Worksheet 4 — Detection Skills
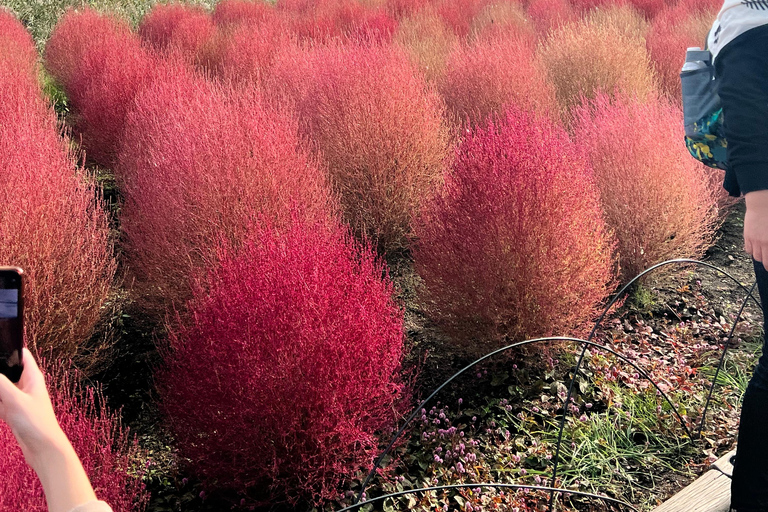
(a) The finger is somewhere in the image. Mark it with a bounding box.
[754,245,763,268]
[745,236,753,257]
[17,348,45,393]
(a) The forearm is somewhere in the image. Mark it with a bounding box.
[28,429,97,512]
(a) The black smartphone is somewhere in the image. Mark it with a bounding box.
[0,267,24,383]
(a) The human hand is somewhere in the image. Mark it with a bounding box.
[0,348,68,469]
[744,189,768,271]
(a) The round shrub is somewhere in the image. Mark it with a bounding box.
[269,42,451,253]
[573,93,720,284]
[526,0,576,36]
[118,63,337,312]
[437,32,557,128]
[538,14,657,119]
[0,8,37,76]
[0,359,148,511]
[138,2,215,61]
[201,19,292,85]
[0,25,116,369]
[434,0,489,37]
[468,1,535,41]
[212,0,274,27]
[156,218,407,506]
[46,8,156,168]
[646,5,718,103]
[583,3,649,41]
[414,107,618,356]
[393,6,458,82]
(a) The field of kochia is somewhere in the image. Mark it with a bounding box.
[0,0,742,510]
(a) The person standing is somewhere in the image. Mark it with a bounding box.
[709,4,768,511]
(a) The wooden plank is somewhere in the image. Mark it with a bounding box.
[652,449,736,512]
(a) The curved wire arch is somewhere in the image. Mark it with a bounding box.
[338,483,638,512]
[353,258,761,511]
[548,259,758,510]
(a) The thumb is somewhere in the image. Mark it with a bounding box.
[0,372,21,409]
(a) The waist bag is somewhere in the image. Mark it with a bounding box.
[681,47,728,170]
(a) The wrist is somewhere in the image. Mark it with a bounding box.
[31,433,98,512]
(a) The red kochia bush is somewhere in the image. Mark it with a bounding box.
[269,43,450,253]
[156,219,406,506]
[574,93,720,284]
[414,107,618,356]
[438,33,557,128]
[201,17,292,84]
[0,9,37,76]
[0,22,116,368]
[138,3,215,61]
[44,8,129,90]
[646,5,718,102]
[46,9,156,168]
[118,63,336,312]
[526,0,577,35]
[0,359,148,511]
[212,0,274,26]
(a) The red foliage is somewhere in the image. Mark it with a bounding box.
[46,9,156,168]
[385,0,431,18]
[156,218,407,506]
[414,106,618,355]
[278,0,397,43]
[435,0,489,36]
[646,5,718,102]
[268,42,451,253]
[0,9,36,77]
[526,0,577,35]
[201,19,292,84]
[570,0,629,13]
[0,359,148,511]
[44,8,130,89]
[627,0,670,19]
[117,63,337,312]
[0,24,116,367]
[212,0,274,26]
[573,93,720,283]
[138,3,215,61]
[438,33,557,128]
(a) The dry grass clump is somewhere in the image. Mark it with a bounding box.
[583,3,649,42]
[538,16,657,119]
[393,6,457,82]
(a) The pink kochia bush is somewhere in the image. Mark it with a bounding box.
[43,8,126,89]
[156,218,407,506]
[212,0,274,27]
[0,9,37,76]
[0,14,116,368]
[138,3,215,61]
[201,18,292,84]
[45,8,156,168]
[574,93,720,284]
[270,43,451,253]
[118,63,336,311]
[414,107,618,356]
[0,360,148,511]
[438,33,557,128]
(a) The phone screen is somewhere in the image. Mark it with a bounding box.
[0,269,23,382]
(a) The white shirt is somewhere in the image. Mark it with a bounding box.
[708,1,768,62]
